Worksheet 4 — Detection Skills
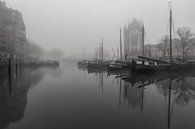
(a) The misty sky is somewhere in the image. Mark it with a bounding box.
[5,0,195,55]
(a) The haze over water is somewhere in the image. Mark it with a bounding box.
[0,62,194,129]
[0,0,195,129]
[5,0,195,55]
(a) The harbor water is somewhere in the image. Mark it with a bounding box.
[1,62,195,129]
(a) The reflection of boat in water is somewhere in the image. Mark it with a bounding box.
[98,72,104,94]
[108,68,131,76]
[116,67,195,129]
[87,66,108,74]
[118,69,195,89]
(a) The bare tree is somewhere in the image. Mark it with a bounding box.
[176,26,194,61]
[158,35,169,57]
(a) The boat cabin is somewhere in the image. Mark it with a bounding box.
[132,59,158,67]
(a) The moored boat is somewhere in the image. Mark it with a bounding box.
[108,60,130,70]
[77,60,88,68]
[87,60,109,69]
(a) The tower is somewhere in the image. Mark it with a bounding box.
[123,19,144,58]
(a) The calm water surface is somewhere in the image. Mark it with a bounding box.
[1,62,195,129]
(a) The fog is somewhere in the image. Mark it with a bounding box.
[6,0,195,55]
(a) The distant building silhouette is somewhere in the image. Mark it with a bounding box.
[123,19,144,58]
[144,39,195,59]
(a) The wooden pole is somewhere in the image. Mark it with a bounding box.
[102,37,103,61]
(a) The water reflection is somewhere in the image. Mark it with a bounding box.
[76,62,195,129]
[157,77,195,106]
[123,80,143,109]
[0,63,193,129]
[98,72,104,94]
[115,71,195,129]
[0,66,47,129]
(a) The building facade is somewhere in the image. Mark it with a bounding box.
[0,1,26,58]
[123,19,144,58]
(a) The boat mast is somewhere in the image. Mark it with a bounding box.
[142,24,145,56]
[102,37,104,61]
[169,2,172,62]
[120,27,122,60]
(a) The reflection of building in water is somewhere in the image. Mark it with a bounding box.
[0,67,44,129]
[123,19,144,58]
[117,71,195,129]
[122,81,143,109]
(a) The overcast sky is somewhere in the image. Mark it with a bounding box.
[5,0,195,55]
